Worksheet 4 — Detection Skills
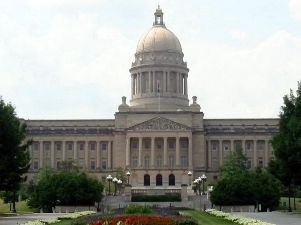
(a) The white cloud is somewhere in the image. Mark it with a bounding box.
[26,0,105,8]
[230,29,248,41]
[187,30,301,118]
[288,0,301,22]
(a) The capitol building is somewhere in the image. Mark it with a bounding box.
[25,7,278,188]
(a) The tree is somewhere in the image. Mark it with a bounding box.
[269,81,301,211]
[28,170,104,212]
[0,97,31,212]
[211,147,280,210]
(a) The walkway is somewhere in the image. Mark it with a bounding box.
[0,213,65,225]
[233,211,301,225]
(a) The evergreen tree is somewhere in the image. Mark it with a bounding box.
[0,97,31,212]
[269,81,301,211]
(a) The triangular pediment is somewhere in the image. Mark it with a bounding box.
[128,117,190,131]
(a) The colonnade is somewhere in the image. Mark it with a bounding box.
[125,134,192,169]
[30,140,112,171]
[132,71,188,96]
[207,138,272,170]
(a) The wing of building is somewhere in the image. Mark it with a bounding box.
[25,7,279,187]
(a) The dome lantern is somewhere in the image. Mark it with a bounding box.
[154,5,164,26]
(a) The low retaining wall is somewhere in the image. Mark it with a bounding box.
[213,205,255,212]
[54,205,97,213]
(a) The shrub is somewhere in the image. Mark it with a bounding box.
[125,204,152,214]
[131,194,181,202]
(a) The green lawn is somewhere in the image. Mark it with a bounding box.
[180,210,238,225]
[0,198,37,214]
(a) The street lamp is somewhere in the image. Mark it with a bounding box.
[187,171,192,186]
[113,177,118,195]
[117,179,122,194]
[106,174,113,195]
[201,174,207,195]
[126,171,131,184]
[193,177,202,195]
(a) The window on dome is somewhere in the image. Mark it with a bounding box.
[156,16,161,24]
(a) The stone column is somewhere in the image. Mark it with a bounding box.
[138,137,142,167]
[242,139,246,154]
[167,71,170,92]
[108,141,112,169]
[39,141,43,168]
[208,140,212,169]
[180,74,183,94]
[152,72,156,93]
[148,71,152,93]
[126,138,130,167]
[73,141,77,162]
[96,141,100,169]
[139,73,142,94]
[151,137,155,167]
[184,74,188,96]
[188,135,193,168]
[230,140,234,152]
[253,140,257,168]
[264,140,269,167]
[84,142,89,169]
[176,73,179,93]
[176,137,180,166]
[219,140,223,167]
[51,141,55,168]
[163,137,168,166]
[62,141,66,161]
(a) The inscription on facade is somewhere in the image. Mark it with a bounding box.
[129,117,190,131]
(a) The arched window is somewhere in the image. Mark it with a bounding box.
[156,174,162,186]
[169,174,175,186]
[144,174,150,186]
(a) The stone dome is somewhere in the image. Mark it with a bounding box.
[136,26,182,53]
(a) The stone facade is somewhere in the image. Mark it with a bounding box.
[24,7,278,188]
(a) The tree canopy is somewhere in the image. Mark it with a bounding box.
[269,81,301,211]
[28,170,104,212]
[211,147,280,211]
[0,97,31,212]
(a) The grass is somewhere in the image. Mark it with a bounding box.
[0,198,37,214]
[279,197,301,211]
[180,210,238,225]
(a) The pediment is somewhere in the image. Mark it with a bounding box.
[128,117,190,131]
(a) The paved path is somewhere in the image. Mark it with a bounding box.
[233,211,301,225]
[0,213,66,225]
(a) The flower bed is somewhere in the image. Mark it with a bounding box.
[90,215,175,225]
[23,211,96,225]
[206,209,275,225]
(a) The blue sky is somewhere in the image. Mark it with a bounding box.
[0,0,301,119]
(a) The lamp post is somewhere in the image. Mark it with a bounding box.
[193,177,202,195]
[187,171,192,186]
[126,171,131,184]
[113,177,118,195]
[106,174,113,195]
[201,174,207,195]
[117,179,122,194]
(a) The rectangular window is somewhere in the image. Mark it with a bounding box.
[33,142,39,151]
[169,155,175,168]
[157,143,162,149]
[90,160,96,170]
[101,160,107,169]
[33,161,39,170]
[246,142,251,150]
[132,157,138,167]
[44,142,50,151]
[55,142,62,151]
[90,143,96,151]
[132,142,138,149]
[181,156,188,167]
[79,143,84,151]
[101,143,107,151]
[168,141,174,149]
[224,145,229,151]
[181,141,188,148]
[144,141,150,149]
[247,160,252,169]
[258,158,263,168]
[56,160,61,169]
[67,143,73,150]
